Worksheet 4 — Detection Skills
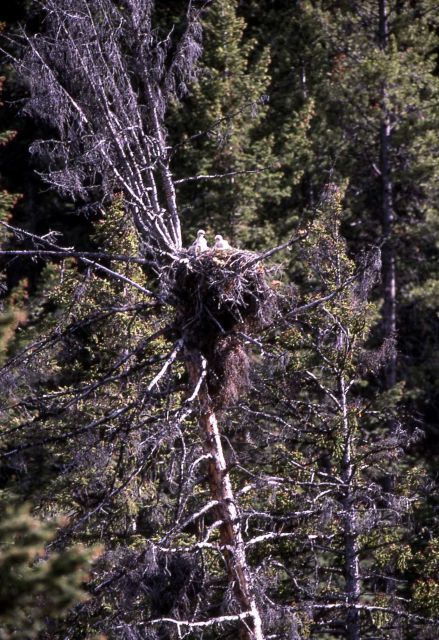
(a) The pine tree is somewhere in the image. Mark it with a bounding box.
[320,1,438,389]
[2,2,439,638]
[1,3,271,636]
[243,0,439,401]
[169,0,273,247]
[0,503,93,639]
[0,50,23,362]
[238,187,433,638]
[170,0,311,249]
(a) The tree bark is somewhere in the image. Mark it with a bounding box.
[339,375,361,640]
[378,11,402,632]
[379,0,397,390]
[186,353,265,640]
[380,106,397,390]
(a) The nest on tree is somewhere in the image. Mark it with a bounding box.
[172,249,278,408]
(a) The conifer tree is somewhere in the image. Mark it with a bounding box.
[0,51,23,360]
[170,0,311,249]
[243,0,439,401]
[170,0,273,247]
[1,2,274,637]
[239,187,434,638]
[2,2,439,639]
[321,1,438,390]
[0,504,93,639]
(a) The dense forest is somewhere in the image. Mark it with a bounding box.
[0,1,439,639]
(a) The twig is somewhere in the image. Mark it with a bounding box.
[287,275,357,317]
[118,611,254,631]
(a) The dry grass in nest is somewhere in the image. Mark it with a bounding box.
[172,249,278,407]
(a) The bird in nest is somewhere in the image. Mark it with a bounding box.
[214,234,232,251]
[191,229,209,256]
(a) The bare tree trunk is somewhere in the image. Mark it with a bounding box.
[187,354,265,640]
[343,506,361,640]
[379,0,397,390]
[339,375,361,640]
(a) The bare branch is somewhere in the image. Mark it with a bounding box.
[174,164,278,184]
[0,221,160,299]
[146,340,183,392]
[12,0,204,257]
[120,611,255,631]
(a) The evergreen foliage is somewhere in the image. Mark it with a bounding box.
[0,503,93,639]
[245,187,426,637]
[0,1,439,638]
[170,0,311,248]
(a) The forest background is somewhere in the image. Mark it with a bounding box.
[0,1,439,639]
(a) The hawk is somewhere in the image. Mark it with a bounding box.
[214,234,231,250]
[192,229,208,256]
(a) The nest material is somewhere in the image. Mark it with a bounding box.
[173,249,278,408]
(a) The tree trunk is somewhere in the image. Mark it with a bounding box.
[378,12,402,634]
[339,375,361,640]
[380,108,397,390]
[343,506,361,640]
[379,0,397,390]
[186,353,265,640]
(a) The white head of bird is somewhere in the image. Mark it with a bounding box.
[214,234,232,250]
[193,229,208,255]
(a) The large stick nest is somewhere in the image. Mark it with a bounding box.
[172,249,278,408]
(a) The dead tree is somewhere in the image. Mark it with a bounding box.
[174,251,277,640]
[4,1,269,637]
[11,0,203,260]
